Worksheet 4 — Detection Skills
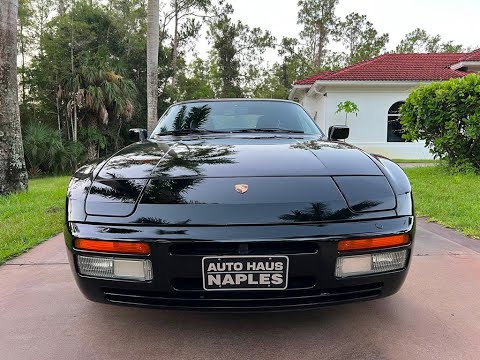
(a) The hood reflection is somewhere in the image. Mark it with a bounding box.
[280,200,381,222]
[88,179,146,203]
[153,142,236,177]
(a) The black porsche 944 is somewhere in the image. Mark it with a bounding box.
[65,99,415,311]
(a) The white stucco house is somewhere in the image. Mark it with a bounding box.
[289,49,480,159]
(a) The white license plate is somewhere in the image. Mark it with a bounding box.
[202,255,289,291]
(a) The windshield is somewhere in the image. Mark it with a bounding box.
[151,100,322,136]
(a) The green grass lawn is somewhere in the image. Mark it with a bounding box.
[404,166,480,238]
[393,159,439,163]
[0,176,70,264]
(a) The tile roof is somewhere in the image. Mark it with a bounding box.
[294,51,480,85]
[459,48,480,61]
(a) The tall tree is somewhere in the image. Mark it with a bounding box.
[109,0,150,128]
[395,28,463,53]
[176,57,215,100]
[147,0,160,133]
[297,0,339,68]
[29,2,142,152]
[255,37,313,99]
[207,3,274,98]
[166,0,210,92]
[207,10,242,97]
[32,0,54,55]
[340,12,389,65]
[0,0,29,195]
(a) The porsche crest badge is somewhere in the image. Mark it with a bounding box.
[235,184,249,194]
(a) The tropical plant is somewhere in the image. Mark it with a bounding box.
[62,56,136,124]
[22,122,86,176]
[79,127,107,161]
[336,100,359,125]
[59,54,137,159]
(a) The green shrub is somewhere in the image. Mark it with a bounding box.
[23,123,86,176]
[400,73,480,172]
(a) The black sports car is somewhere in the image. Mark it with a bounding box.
[65,99,415,311]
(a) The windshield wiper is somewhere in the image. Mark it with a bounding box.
[153,129,227,136]
[230,128,305,134]
[153,128,305,136]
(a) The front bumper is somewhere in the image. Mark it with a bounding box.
[65,216,415,311]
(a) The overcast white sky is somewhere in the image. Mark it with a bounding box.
[195,0,480,63]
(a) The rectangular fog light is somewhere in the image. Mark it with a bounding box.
[335,250,407,278]
[77,255,153,281]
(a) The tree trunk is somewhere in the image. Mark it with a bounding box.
[314,32,326,68]
[147,0,160,134]
[70,0,77,142]
[115,117,123,151]
[0,0,28,195]
[73,99,78,142]
[19,18,25,105]
[171,0,179,94]
[87,142,96,161]
[56,83,61,134]
[56,98,62,134]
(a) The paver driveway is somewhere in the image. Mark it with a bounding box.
[1,218,479,360]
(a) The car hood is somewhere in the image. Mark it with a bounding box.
[94,137,383,180]
[72,137,401,225]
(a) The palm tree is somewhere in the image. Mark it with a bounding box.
[60,57,137,159]
[147,0,160,133]
[0,0,28,195]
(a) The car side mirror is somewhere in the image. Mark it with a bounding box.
[128,128,148,143]
[328,125,349,141]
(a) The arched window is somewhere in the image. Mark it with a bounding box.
[387,101,407,142]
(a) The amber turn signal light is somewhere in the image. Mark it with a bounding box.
[75,239,150,255]
[338,234,409,251]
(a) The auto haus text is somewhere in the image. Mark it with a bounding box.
[206,260,284,286]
